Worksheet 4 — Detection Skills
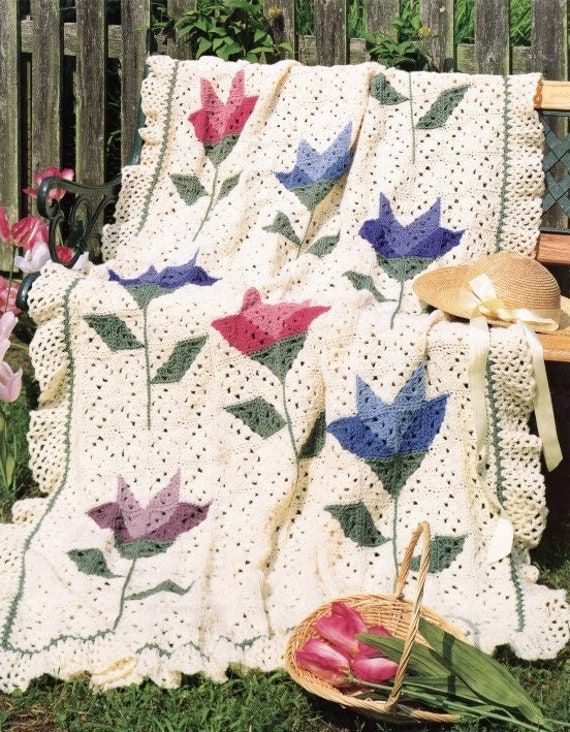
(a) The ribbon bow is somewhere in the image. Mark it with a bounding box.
[467,275,562,563]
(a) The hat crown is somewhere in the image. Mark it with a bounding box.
[469,252,560,311]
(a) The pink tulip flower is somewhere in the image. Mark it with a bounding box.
[296,638,350,687]
[0,312,17,341]
[351,646,399,684]
[0,277,20,315]
[23,167,74,203]
[11,215,48,251]
[0,340,10,363]
[0,362,22,403]
[314,602,368,657]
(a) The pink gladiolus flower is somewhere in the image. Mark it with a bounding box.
[23,167,74,203]
[352,646,399,684]
[296,638,350,687]
[188,70,258,146]
[0,362,22,403]
[0,312,17,341]
[0,277,20,315]
[0,207,11,244]
[315,602,368,657]
[11,215,48,250]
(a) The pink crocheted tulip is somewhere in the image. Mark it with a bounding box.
[188,70,258,146]
[314,602,368,656]
[211,288,330,356]
[0,363,22,403]
[296,638,350,687]
[23,167,74,203]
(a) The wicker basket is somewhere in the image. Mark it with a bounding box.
[284,522,468,724]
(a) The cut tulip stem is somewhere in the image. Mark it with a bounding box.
[193,165,220,243]
[3,249,16,317]
[113,557,137,631]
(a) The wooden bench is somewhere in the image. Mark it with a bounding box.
[16,79,570,362]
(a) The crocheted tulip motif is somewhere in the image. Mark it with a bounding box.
[326,365,465,576]
[265,124,353,259]
[174,70,259,243]
[85,254,218,429]
[212,288,330,461]
[359,194,464,325]
[68,472,210,629]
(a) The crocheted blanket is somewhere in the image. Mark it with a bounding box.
[1,56,568,691]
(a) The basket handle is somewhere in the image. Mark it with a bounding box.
[382,521,431,712]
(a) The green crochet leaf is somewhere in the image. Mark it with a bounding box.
[68,549,119,579]
[126,580,192,602]
[170,174,207,207]
[84,315,144,351]
[225,397,286,438]
[263,212,301,246]
[370,73,409,105]
[343,271,389,303]
[116,540,173,560]
[410,535,466,573]
[378,256,432,282]
[307,233,340,258]
[152,336,207,384]
[249,333,306,381]
[325,501,389,548]
[218,173,241,200]
[365,452,425,498]
[299,411,326,459]
[294,180,335,211]
[416,85,470,129]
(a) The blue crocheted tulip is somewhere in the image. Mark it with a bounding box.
[276,123,353,210]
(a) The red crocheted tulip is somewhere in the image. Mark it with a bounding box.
[211,288,330,356]
[188,70,258,146]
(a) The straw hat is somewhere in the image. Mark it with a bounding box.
[413,251,570,332]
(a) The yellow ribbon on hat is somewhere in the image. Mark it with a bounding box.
[466,274,562,563]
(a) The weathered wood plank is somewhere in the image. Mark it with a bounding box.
[31,1,62,178]
[121,0,151,165]
[536,232,570,265]
[420,0,454,71]
[265,0,296,59]
[474,0,509,74]
[532,0,568,229]
[299,35,368,65]
[167,0,194,60]
[314,0,348,65]
[366,0,399,37]
[0,0,19,269]
[76,0,106,185]
[457,43,531,75]
[21,21,123,59]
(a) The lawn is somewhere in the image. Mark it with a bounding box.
[0,328,568,731]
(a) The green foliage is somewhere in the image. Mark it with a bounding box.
[162,0,290,63]
[364,0,434,71]
[454,0,531,46]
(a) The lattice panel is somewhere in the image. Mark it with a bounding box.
[541,112,570,230]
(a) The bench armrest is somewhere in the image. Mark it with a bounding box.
[16,175,122,311]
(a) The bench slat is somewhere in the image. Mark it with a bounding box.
[541,332,570,363]
[536,232,570,265]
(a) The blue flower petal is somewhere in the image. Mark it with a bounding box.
[399,394,448,453]
[327,416,394,459]
[108,255,219,292]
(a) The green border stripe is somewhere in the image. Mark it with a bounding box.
[494,76,510,253]
[135,61,180,235]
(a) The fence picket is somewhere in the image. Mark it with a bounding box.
[167,0,194,60]
[265,0,296,58]
[76,0,106,186]
[30,1,61,179]
[366,0,400,37]
[474,0,509,74]
[0,0,19,269]
[315,0,348,65]
[420,0,454,71]
[121,0,151,165]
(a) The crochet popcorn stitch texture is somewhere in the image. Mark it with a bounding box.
[0,57,568,691]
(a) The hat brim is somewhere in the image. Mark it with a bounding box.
[413,265,570,332]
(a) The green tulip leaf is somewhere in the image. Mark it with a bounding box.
[126,580,193,602]
[84,315,144,351]
[344,271,389,303]
[225,397,286,438]
[370,73,409,105]
[68,549,120,579]
[263,212,301,246]
[416,85,470,129]
[325,501,389,548]
[299,411,326,459]
[152,336,207,384]
[218,173,241,200]
[410,535,466,574]
[307,233,340,258]
[170,174,207,207]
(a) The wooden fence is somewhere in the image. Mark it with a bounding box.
[0,0,568,244]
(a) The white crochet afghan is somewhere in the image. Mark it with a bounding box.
[0,56,568,691]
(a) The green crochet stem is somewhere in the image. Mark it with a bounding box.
[296,209,315,259]
[392,495,399,583]
[113,558,137,631]
[193,165,220,243]
[408,74,416,165]
[390,280,405,328]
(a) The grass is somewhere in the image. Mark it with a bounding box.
[0,331,568,731]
